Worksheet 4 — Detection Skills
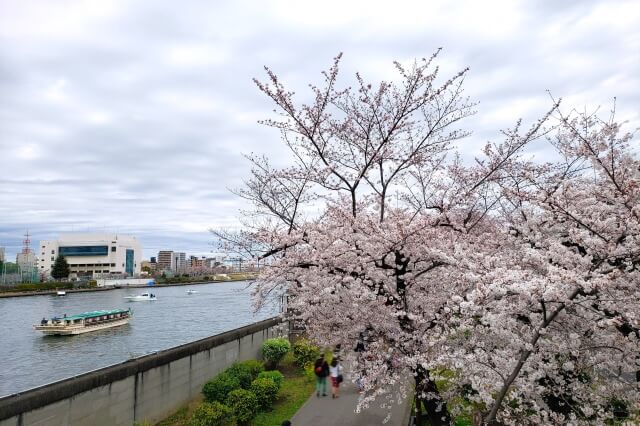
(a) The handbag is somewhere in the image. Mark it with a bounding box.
[337,374,343,383]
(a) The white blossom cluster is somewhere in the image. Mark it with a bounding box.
[218,52,639,425]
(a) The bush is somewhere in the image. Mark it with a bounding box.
[202,372,241,403]
[250,377,279,410]
[189,401,234,426]
[257,370,284,389]
[303,363,316,381]
[226,389,258,424]
[262,338,291,368]
[292,338,320,368]
[236,360,265,379]
[227,360,264,389]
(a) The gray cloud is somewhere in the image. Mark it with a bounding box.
[1,0,638,259]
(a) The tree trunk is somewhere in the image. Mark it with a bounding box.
[416,367,452,426]
[415,390,423,426]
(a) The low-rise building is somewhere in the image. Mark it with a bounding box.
[38,233,142,278]
[189,256,204,268]
[16,252,37,270]
[141,260,157,272]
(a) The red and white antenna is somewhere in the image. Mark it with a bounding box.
[22,230,31,254]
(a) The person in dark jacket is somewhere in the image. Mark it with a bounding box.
[313,354,330,397]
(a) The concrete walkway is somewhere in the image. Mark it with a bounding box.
[290,373,411,426]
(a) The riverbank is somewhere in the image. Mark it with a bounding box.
[0,274,258,298]
[0,286,112,298]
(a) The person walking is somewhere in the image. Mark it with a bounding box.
[313,354,329,397]
[329,358,344,398]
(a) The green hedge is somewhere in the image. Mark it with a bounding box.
[202,372,241,403]
[262,338,291,368]
[227,360,264,389]
[292,338,320,368]
[257,370,284,390]
[250,378,279,411]
[189,401,234,426]
[226,389,258,423]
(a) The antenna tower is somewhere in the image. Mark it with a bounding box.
[19,230,36,283]
[22,230,32,254]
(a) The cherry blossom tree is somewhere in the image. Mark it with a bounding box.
[450,107,640,424]
[215,52,639,425]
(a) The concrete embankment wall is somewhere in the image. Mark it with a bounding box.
[0,317,284,426]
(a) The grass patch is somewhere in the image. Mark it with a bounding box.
[251,374,314,426]
[155,396,203,426]
[155,355,313,426]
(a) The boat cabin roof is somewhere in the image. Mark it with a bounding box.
[52,309,129,321]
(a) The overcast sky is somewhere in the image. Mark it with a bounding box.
[1,0,638,260]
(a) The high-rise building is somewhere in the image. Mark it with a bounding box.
[157,251,174,271]
[0,246,5,262]
[39,234,142,278]
[173,252,186,272]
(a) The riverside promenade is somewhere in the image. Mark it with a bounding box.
[291,374,411,425]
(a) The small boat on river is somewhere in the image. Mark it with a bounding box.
[124,292,157,301]
[186,289,198,295]
[56,290,66,296]
[34,308,132,336]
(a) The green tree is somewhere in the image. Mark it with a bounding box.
[51,254,70,280]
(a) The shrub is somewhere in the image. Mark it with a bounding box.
[227,360,264,389]
[262,338,291,368]
[292,338,320,368]
[250,377,279,410]
[202,372,241,403]
[237,360,265,379]
[226,389,258,424]
[189,401,234,426]
[303,363,316,381]
[257,370,284,389]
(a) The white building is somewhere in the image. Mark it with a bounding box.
[173,252,186,272]
[16,252,37,269]
[38,234,142,278]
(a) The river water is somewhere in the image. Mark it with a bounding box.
[0,281,279,397]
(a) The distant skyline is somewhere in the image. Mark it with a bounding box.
[1,0,639,260]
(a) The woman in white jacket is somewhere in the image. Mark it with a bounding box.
[329,358,344,398]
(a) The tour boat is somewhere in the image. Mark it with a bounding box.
[56,290,66,296]
[34,308,132,336]
[124,292,157,301]
[186,289,198,295]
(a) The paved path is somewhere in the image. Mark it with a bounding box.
[290,373,411,426]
